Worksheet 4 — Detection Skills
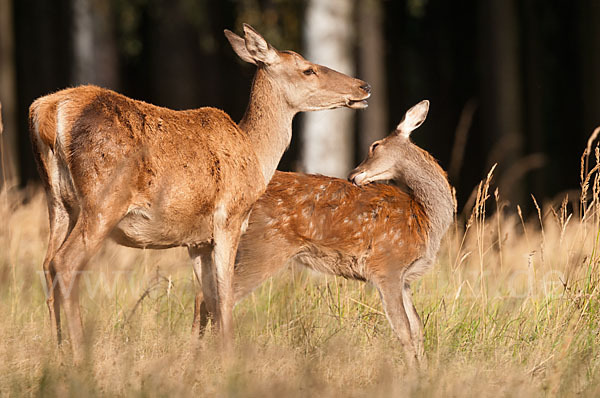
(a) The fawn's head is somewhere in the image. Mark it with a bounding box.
[349,100,430,186]
[224,24,371,112]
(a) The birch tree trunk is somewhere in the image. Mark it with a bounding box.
[302,0,355,177]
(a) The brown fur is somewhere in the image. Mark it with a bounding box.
[29,24,370,361]
[236,172,428,284]
[195,100,453,366]
[30,86,260,247]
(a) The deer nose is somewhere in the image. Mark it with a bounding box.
[360,83,372,95]
[348,169,367,186]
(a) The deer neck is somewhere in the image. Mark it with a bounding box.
[397,144,454,258]
[239,68,296,185]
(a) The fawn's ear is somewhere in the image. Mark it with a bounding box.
[241,23,280,65]
[224,29,256,65]
[396,100,430,137]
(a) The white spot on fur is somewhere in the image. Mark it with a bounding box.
[240,213,250,234]
[214,203,227,227]
[49,155,61,195]
[56,100,69,148]
[126,205,151,220]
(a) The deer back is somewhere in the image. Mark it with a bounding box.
[239,172,429,281]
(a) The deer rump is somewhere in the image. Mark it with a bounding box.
[233,171,429,298]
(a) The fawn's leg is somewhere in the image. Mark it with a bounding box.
[402,283,425,358]
[375,278,418,366]
[233,235,298,302]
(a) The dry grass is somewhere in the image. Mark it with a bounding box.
[2,145,600,397]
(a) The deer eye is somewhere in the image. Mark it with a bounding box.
[370,142,380,153]
[303,68,316,76]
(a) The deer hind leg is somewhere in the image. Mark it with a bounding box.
[51,203,128,363]
[402,283,425,359]
[233,235,298,302]
[402,258,432,359]
[375,278,418,366]
[42,198,76,345]
[192,291,210,336]
[188,246,212,337]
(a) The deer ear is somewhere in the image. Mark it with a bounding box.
[396,100,429,137]
[224,29,256,65]
[242,23,280,65]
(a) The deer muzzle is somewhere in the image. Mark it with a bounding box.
[348,170,368,186]
[346,82,372,109]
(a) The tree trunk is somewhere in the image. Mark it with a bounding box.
[146,0,204,110]
[0,0,18,186]
[479,0,523,204]
[302,0,355,177]
[358,0,387,159]
[578,2,600,137]
[522,1,545,198]
[72,0,118,87]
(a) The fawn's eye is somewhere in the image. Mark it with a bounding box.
[303,68,316,76]
[370,142,380,153]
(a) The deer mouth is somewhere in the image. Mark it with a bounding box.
[350,171,368,185]
[349,170,371,186]
[346,97,369,109]
[349,169,393,186]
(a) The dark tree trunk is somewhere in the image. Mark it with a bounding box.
[578,2,600,137]
[71,0,119,88]
[0,0,18,186]
[479,0,524,205]
[357,0,387,159]
[14,0,72,184]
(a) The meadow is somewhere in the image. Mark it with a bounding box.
[1,142,600,397]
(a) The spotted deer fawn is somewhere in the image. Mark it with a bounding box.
[29,24,370,361]
[194,100,453,363]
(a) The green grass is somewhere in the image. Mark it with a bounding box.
[2,159,600,397]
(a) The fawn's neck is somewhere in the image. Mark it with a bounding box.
[397,144,454,258]
[239,68,296,184]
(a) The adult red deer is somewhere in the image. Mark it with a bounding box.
[194,101,453,364]
[29,24,370,361]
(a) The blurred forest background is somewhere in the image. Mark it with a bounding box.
[0,0,599,211]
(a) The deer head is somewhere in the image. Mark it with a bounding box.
[224,24,371,112]
[349,100,430,186]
